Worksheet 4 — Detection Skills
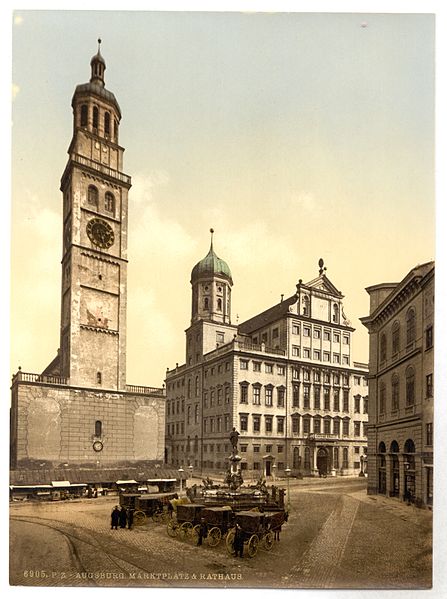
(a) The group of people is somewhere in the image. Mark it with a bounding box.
[111,505,134,530]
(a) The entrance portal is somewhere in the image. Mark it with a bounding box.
[265,460,271,476]
[316,448,329,476]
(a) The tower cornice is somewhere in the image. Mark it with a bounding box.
[60,153,131,191]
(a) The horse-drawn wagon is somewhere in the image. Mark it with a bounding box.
[226,509,287,557]
[120,491,179,526]
[166,502,205,541]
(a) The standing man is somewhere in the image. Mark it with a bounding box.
[111,506,120,530]
[119,506,127,529]
[197,518,208,546]
[127,508,134,529]
[233,524,244,558]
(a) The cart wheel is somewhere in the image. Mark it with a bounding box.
[226,528,236,555]
[167,519,177,538]
[247,534,259,558]
[179,521,193,541]
[133,510,147,526]
[152,510,164,523]
[207,526,222,547]
[263,530,274,551]
[192,524,201,544]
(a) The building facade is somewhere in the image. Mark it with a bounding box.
[10,43,165,470]
[360,261,434,508]
[165,242,368,478]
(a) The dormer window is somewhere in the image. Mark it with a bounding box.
[332,304,339,323]
[302,295,310,316]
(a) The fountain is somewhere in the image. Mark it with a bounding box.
[187,428,285,510]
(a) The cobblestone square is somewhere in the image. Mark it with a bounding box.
[10,478,432,589]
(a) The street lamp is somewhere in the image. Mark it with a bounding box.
[285,467,291,512]
[272,463,277,481]
[188,464,193,479]
[178,467,184,494]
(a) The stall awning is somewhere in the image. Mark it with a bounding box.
[147,478,176,483]
[10,485,52,490]
[116,480,138,485]
[51,480,71,487]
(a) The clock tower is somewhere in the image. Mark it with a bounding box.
[59,40,130,390]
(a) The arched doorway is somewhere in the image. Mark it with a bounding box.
[403,439,416,503]
[378,441,386,495]
[316,447,329,477]
[390,440,400,497]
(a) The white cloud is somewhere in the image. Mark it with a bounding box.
[131,171,170,205]
[13,15,23,26]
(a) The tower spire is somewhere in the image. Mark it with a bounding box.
[90,38,106,86]
[210,228,214,252]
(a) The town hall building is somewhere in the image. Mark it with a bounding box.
[10,43,166,473]
[165,236,369,478]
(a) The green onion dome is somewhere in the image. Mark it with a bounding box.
[191,230,233,285]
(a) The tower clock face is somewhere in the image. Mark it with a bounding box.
[86,218,114,249]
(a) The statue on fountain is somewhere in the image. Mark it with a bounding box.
[226,428,244,490]
[229,427,240,452]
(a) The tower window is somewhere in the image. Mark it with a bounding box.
[95,420,102,437]
[105,192,115,214]
[97,372,102,384]
[104,111,111,136]
[88,185,99,207]
[114,119,118,141]
[217,298,222,311]
[204,297,209,310]
[93,106,99,130]
[80,104,88,127]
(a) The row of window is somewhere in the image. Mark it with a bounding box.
[238,413,366,437]
[240,360,284,374]
[291,415,366,437]
[167,366,368,394]
[168,384,369,416]
[291,322,350,344]
[239,382,367,414]
[379,310,432,362]
[292,384,352,412]
[173,454,358,472]
[80,103,118,141]
[87,185,116,216]
[378,366,429,414]
[291,346,350,364]
[240,384,285,407]
[203,414,231,433]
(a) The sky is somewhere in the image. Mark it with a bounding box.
[9,9,436,389]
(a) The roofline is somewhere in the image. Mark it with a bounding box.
[362,261,434,323]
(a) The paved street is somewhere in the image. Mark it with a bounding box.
[9,477,432,589]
